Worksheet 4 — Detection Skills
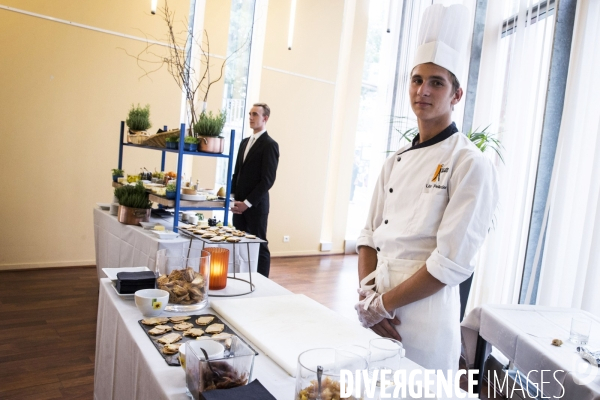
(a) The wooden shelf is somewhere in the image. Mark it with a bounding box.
[111,182,225,209]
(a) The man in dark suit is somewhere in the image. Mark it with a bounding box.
[230,103,279,277]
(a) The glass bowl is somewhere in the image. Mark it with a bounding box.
[156,250,210,312]
[185,336,255,399]
[295,348,367,400]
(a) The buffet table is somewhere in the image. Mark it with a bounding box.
[93,207,259,279]
[94,274,441,400]
[462,304,600,399]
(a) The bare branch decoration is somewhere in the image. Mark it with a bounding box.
[119,0,252,135]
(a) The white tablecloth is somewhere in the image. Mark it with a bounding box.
[462,304,600,399]
[93,208,259,279]
[94,274,297,399]
[94,274,466,400]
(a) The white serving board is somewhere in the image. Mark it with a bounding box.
[211,294,379,377]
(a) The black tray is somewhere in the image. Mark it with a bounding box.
[138,313,258,366]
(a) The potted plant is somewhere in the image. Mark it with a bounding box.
[114,182,152,225]
[112,168,124,183]
[183,136,199,152]
[194,110,227,153]
[165,136,179,150]
[126,104,152,144]
[165,181,177,200]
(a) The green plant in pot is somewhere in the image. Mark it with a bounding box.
[114,182,152,225]
[126,104,152,133]
[193,110,227,153]
[165,181,177,200]
[183,136,199,152]
[112,168,124,183]
[165,135,179,150]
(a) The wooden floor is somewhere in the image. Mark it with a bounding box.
[0,255,493,399]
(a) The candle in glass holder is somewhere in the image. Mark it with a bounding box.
[206,247,229,290]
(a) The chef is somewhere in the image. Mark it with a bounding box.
[355,4,499,372]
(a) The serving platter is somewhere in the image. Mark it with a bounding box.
[138,313,258,366]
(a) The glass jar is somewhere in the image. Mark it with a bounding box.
[156,250,210,312]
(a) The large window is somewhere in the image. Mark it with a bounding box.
[215,0,256,188]
[345,0,432,240]
[467,0,557,310]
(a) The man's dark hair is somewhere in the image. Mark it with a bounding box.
[253,103,270,118]
[448,71,460,94]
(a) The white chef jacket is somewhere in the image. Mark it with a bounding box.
[357,123,499,372]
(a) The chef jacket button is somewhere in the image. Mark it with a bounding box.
[385,220,388,224]
[376,247,380,252]
[397,156,401,162]
[389,188,393,193]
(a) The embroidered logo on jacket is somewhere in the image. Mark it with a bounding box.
[431,164,449,182]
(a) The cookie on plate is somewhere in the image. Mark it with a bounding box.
[205,323,225,334]
[157,333,182,345]
[169,316,191,323]
[184,328,205,337]
[141,317,170,326]
[162,343,182,355]
[148,325,172,335]
[196,316,215,325]
[173,322,194,331]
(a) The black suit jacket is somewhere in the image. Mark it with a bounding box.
[231,131,280,214]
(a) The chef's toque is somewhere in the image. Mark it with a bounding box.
[411,4,471,78]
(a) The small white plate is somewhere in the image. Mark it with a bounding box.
[150,230,179,240]
[181,194,207,201]
[102,267,151,281]
[97,202,111,210]
[140,222,158,229]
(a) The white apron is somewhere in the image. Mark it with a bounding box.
[360,256,460,372]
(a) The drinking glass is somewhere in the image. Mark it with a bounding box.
[570,317,592,345]
[367,338,404,397]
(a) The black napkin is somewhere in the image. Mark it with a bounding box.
[116,271,156,294]
[199,380,276,400]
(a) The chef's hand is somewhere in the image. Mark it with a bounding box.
[355,289,401,341]
[371,318,402,341]
[230,201,248,214]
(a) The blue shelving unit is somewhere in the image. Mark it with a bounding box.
[117,121,235,232]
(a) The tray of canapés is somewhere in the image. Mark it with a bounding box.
[139,313,257,366]
[179,225,262,243]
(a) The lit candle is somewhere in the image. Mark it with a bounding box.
[206,247,229,290]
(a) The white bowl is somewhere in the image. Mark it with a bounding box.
[135,289,169,317]
[187,340,225,360]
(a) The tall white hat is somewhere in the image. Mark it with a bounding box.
[411,4,471,78]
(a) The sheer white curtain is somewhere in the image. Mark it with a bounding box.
[466,0,555,312]
[524,0,600,318]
